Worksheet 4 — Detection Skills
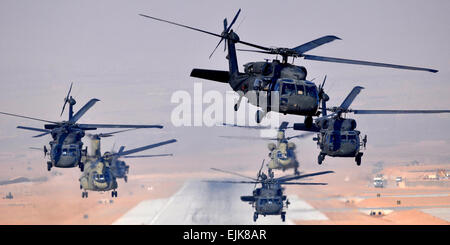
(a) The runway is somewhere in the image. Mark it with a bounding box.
[113,180,328,225]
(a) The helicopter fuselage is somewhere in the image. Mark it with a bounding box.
[232,61,320,116]
[268,141,299,172]
[315,117,362,158]
[49,127,86,168]
[79,159,117,192]
[317,129,361,157]
[245,183,287,216]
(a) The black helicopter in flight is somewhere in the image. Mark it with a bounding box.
[293,77,450,166]
[206,161,333,222]
[0,83,164,172]
[140,9,437,125]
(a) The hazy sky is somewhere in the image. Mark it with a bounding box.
[0,0,449,176]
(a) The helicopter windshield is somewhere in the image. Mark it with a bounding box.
[259,199,268,205]
[94,172,110,183]
[305,85,318,97]
[281,83,296,96]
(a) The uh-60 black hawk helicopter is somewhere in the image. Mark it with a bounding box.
[293,77,450,166]
[140,9,438,125]
[0,83,164,172]
[206,161,334,222]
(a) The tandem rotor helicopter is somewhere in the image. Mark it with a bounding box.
[220,121,313,175]
[140,9,438,125]
[0,83,164,172]
[85,130,174,183]
[80,137,176,198]
[293,79,450,166]
[206,161,333,222]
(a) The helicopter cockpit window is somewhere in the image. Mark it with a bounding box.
[244,63,254,73]
[69,148,77,156]
[262,63,273,76]
[296,84,305,95]
[348,135,357,140]
[260,199,268,205]
[94,173,106,182]
[341,135,347,140]
[305,85,318,97]
[281,83,296,96]
[62,149,68,156]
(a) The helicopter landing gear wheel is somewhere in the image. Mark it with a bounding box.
[294,168,300,175]
[234,103,239,111]
[318,153,325,165]
[82,191,88,198]
[255,110,265,124]
[253,212,258,222]
[355,152,363,166]
[47,161,52,171]
[304,116,313,128]
[124,176,128,183]
[79,162,84,172]
[112,191,118,198]
[281,213,286,222]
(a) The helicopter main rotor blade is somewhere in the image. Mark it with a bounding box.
[87,128,138,138]
[281,182,328,185]
[286,132,315,140]
[113,139,177,158]
[210,168,257,181]
[220,123,272,130]
[139,13,271,52]
[292,35,341,54]
[277,170,334,182]
[60,82,73,117]
[350,109,450,114]
[236,49,273,55]
[339,86,364,111]
[219,136,277,141]
[139,14,224,38]
[0,112,59,124]
[203,180,259,184]
[32,132,51,138]
[122,153,173,158]
[17,126,51,133]
[303,54,438,73]
[69,98,100,123]
[78,124,163,129]
[29,147,44,151]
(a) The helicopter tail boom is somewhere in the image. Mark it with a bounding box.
[190,69,230,83]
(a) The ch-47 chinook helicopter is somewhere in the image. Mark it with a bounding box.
[80,138,177,198]
[293,80,450,166]
[0,83,164,172]
[205,161,333,222]
[85,130,173,183]
[220,121,313,175]
[140,9,438,125]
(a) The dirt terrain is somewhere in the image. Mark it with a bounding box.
[0,160,448,225]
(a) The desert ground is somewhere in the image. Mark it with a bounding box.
[0,158,448,225]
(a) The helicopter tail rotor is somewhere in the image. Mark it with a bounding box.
[60,82,73,118]
[209,9,241,59]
